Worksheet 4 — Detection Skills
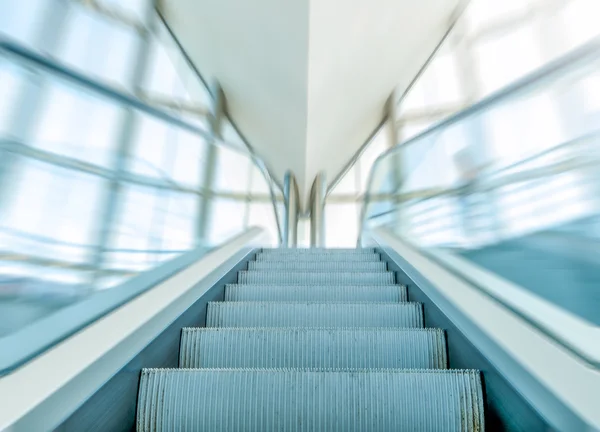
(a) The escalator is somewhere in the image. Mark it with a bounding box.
[137,248,485,431]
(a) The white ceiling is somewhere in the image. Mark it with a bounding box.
[160,0,462,202]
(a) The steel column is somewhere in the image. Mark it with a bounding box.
[282,171,299,247]
[310,172,326,247]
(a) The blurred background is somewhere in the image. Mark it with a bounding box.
[1,0,600,334]
[0,0,287,335]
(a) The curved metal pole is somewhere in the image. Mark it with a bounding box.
[310,172,326,248]
[283,171,299,247]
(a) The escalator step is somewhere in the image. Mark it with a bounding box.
[255,252,381,262]
[237,271,395,285]
[179,328,447,369]
[137,369,484,432]
[224,284,407,302]
[261,247,375,254]
[206,302,423,328]
[248,260,387,271]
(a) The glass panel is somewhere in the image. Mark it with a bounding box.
[98,0,150,21]
[474,24,542,96]
[363,35,600,331]
[466,0,531,31]
[161,191,197,251]
[129,113,171,177]
[358,127,390,192]
[249,165,271,194]
[144,33,190,100]
[143,20,211,109]
[57,7,140,88]
[171,129,207,188]
[207,198,247,245]
[247,203,278,247]
[325,203,360,248]
[0,61,24,135]
[561,0,600,49]
[0,0,49,48]
[329,165,359,195]
[32,82,122,167]
[213,147,252,193]
[0,0,283,372]
[1,157,103,264]
[104,184,160,271]
[221,120,247,150]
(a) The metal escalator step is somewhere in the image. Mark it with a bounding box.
[137,369,484,432]
[237,271,395,285]
[206,302,423,328]
[248,260,387,272]
[224,284,407,302]
[261,247,375,254]
[179,328,447,369]
[256,252,381,262]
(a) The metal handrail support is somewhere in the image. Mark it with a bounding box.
[283,171,300,247]
[310,172,326,247]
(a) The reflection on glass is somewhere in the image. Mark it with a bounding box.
[362,35,600,325]
[0,0,283,348]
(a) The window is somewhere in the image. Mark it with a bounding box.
[207,198,248,245]
[98,0,149,21]
[57,7,140,88]
[33,82,122,167]
[466,0,532,33]
[247,203,278,246]
[325,203,360,247]
[0,62,24,135]
[1,158,103,263]
[0,0,50,48]
[213,147,252,193]
[129,114,171,178]
[561,0,600,49]
[474,25,542,96]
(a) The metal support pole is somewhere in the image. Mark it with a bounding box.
[310,172,326,247]
[282,171,299,247]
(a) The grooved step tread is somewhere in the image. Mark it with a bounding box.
[238,271,395,285]
[137,369,484,432]
[256,252,381,262]
[248,260,387,271]
[224,284,407,302]
[179,327,447,369]
[206,302,423,328]
[261,248,375,254]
